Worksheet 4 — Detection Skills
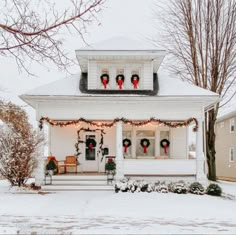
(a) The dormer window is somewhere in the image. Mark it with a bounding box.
[100,69,109,89]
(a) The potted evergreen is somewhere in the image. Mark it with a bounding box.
[46,159,57,176]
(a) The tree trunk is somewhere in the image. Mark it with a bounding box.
[206,109,217,181]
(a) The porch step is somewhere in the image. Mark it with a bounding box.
[41,174,114,191]
[41,185,114,192]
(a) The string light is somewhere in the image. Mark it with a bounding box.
[39,117,198,132]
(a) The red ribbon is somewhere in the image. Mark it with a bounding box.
[117,79,123,90]
[132,78,138,89]
[124,144,128,153]
[88,143,93,151]
[164,145,168,154]
[143,145,147,153]
[102,78,108,89]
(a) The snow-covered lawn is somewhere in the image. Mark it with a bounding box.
[1,180,236,234]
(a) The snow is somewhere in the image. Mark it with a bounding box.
[21,73,218,98]
[1,179,236,234]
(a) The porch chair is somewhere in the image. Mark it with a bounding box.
[64,156,77,173]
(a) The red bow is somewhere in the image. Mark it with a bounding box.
[102,78,108,89]
[132,78,138,89]
[124,144,129,153]
[164,145,168,154]
[117,79,123,90]
[88,143,93,151]
[143,145,147,153]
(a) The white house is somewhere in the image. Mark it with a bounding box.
[20,37,219,186]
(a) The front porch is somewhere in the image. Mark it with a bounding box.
[37,116,206,186]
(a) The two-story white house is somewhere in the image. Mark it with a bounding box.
[20,37,219,186]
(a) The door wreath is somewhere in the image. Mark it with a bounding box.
[86,138,97,151]
[100,74,109,89]
[123,138,132,153]
[140,138,150,153]
[160,139,170,154]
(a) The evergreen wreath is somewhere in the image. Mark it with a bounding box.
[86,138,97,148]
[123,138,132,147]
[100,74,109,84]
[160,139,170,154]
[123,138,131,153]
[140,138,150,148]
[116,74,125,83]
[160,139,170,148]
[131,74,139,89]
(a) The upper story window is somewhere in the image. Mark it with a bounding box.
[230,118,235,133]
[229,147,234,162]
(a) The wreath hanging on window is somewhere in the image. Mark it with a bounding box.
[123,138,132,153]
[116,74,125,90]
[131,74,140,89]
[140,138,150,153]
[160,139,170,154]
[100,74,109,89]
[86,138,97,151]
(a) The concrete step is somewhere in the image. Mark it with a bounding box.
[52,175,107,180]
[41,184,114,192]
[50,180,108,185]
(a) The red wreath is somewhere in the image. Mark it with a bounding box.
[131,74,140,89]
[86,138,97,151]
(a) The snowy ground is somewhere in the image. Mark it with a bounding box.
[0,180,236,234]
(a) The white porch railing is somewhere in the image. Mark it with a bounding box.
[124,159,196,175]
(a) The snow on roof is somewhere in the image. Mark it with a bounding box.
[158,74,218,97]
[21,73,218,98]
[78,36,162,51]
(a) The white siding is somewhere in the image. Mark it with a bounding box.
[171,127,188,159]
[124,159,196,175]
[88,60,97,89]
[143,61,153,89]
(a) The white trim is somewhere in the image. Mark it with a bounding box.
[229,147,235,162]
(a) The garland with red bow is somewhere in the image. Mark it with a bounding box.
[123,138,132,153]
[100,74,109,89]
[131,74,140,89]
[116,74,125,89]
[140,138,150,153]
[160,139,170,154]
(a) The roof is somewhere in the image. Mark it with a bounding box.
[20,73,218,99]
[75,37,166,73]
[217,109,236,122]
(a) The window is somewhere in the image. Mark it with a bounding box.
[136,130,155,157]
[229,147,234,162]
[230,118,235,133]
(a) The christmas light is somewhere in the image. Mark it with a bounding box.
[39,117,198,132]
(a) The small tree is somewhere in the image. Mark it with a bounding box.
[0,101,43,186]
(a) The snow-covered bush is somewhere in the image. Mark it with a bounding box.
[169,181,188,194]
[189,182,205,195]
[0,101,44,187]
[206,183,222,196]
[155,182,169,193]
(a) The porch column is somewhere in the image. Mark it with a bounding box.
[116,121,124,180]
[35,125,45,186]
[196,116,207,181]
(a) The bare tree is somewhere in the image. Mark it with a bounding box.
[0,101,43,186]
[155,0,236,180]
[0,0,105,74]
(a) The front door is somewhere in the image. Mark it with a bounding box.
[83,132,99,172]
